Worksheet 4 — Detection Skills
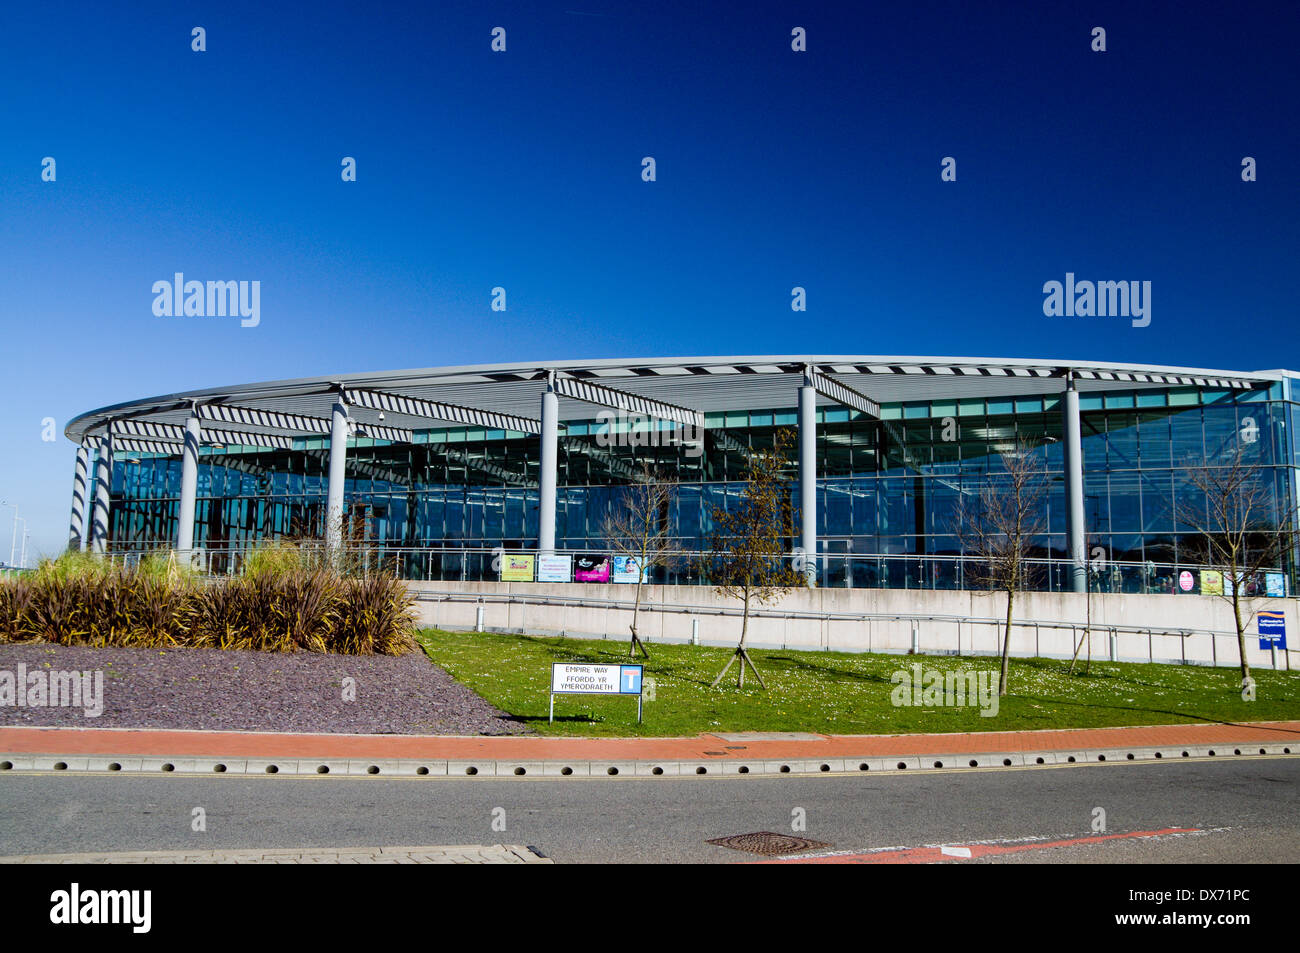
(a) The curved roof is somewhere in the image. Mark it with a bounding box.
[65,355,1284,445]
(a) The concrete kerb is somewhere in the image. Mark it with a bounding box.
[1,743,1296,779]
[542,761,592,777]
[635,761,681,776]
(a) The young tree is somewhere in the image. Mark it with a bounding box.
[1174,445,1295,690]
[956,441,1049,696]
[702,427,803,689]
[1067,531,1108,675]
[600,463,681,659]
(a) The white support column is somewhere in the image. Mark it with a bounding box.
[68,443,91,552]
[326,394,349,553]
[176,411,201,555]
[1063,372,1087,593]
[90,430,113,555]
[799,370,818,586]
[538,376,559,554]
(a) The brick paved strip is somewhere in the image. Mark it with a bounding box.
[0,845,551,864]
[1,721,1297,764]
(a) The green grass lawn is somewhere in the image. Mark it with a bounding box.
[418,629,1300,737]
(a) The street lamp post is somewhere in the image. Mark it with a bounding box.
[0,501,18,568]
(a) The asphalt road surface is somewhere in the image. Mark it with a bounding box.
[1,757,1296,864]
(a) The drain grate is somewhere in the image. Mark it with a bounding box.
[706,832,831,855]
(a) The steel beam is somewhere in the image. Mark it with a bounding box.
[326,396,349,552]
[196,402,411,443]
[68,443,91,552]
[111,418,296,451]
[551,374,704,429]
[344,388,541,435]
[197,402,332,434]
[89,431,113,554]
[807,367,881,418]
[799,374,818,586]
[1063,372,1087,593]
[539,380,559,552]
[176,414,201,554]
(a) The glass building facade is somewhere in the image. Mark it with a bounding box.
[95,378,1300,591]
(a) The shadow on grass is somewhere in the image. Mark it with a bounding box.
[1010,691,1300,732]
[513,714,602,724]
[758,653,896,686]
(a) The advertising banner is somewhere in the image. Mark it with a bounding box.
[500,554,535,582]
[1266,572,1286,597]
[1201,570,1224,596]
[573,554,611,582]
[537,554,573,583]
[612,555,647,584]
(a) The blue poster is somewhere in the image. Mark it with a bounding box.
[1258,611,1287,650]
[612,555,647,584]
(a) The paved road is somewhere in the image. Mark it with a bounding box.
[1,758,1296,863]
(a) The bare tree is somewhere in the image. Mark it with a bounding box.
[702,427,803,689]
[600,464,681,659]
[956,441,1049,696]
[1174,445,1295,688]
[1068,529,1108,675]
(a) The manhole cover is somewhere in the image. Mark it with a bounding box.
[706,832,831,855]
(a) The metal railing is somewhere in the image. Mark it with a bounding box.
[95,543,1289,598]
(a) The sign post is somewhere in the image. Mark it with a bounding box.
[549,662,644,723]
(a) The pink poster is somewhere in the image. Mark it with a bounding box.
[574,555,611,582]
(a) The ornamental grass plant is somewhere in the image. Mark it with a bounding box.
[0,543,415,655]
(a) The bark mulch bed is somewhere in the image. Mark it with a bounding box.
[0,643,529,735]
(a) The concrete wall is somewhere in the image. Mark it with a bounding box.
[409,580,1298,670]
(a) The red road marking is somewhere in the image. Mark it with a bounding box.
[758,828,1203,863]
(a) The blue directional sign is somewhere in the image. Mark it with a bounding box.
[1258,611,1287,650]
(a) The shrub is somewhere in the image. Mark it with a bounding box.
[31,550,109,586]
[0,547,416,656]
[332,574,418,655]
[252,570,340,653]
[0,579,35,642]
[26,574,94,644]
[240,540,317,582]
[192,578,255,651]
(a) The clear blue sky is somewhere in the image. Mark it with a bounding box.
[2,0,1297,560]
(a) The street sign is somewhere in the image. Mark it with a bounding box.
[1258,611,1287,650]
[549,663,645,723]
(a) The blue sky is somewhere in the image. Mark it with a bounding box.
[1,0,1297,559]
